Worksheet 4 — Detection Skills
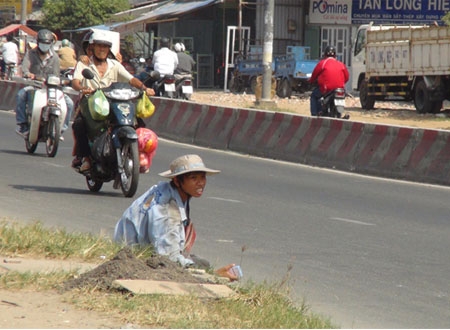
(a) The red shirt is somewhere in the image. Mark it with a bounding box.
[309,57,349,94]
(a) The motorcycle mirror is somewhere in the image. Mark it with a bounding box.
[82,68,95,80]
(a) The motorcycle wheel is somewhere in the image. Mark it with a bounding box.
[183,92,192,100]
[6,67,11,81]
[276,78,292,99]
[25,139,38,154]
[86,176,103,192]
[335,106,345,119]
[120,140,140,197]
[45,115,60,157]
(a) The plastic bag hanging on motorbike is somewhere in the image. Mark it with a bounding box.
[91,130,114,163]
[137,127,158,173]
[88,90,110,121]
[136,92,155,118]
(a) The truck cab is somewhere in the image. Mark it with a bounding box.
[350,23,449,113]
[351,24,369,93]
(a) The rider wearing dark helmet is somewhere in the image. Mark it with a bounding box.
[15,29,74,139]
[308,45,349,116]
[152,36,178,77]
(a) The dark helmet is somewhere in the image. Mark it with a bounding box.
[160,37,170,48]
[324,45,336,58]
[37,29,54,44]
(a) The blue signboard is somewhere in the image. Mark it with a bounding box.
[352,0,449,24]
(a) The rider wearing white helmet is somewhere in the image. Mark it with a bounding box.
[173,42,195,80]
[174,42,185,53]
[71,30,155,171]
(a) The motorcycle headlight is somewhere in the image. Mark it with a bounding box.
[104,88,140,100]
[47,76,60,85]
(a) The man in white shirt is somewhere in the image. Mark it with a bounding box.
[1,34,19,78]
[152,37,178,77]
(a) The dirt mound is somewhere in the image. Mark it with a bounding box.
[63,247,205,291]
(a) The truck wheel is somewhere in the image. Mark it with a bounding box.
[228,75,237,92]
[229,75,243,93]
[276,78,292,98]
[250,76,257,94]
[430,101,443,114]
[359,80,375,110]
[414,80,433,114]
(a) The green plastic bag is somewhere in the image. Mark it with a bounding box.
[88,90,109,121]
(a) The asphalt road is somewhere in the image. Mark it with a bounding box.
[1,110,449,328]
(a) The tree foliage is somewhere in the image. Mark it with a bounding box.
[443,13,450,26]
[41,0,130,31]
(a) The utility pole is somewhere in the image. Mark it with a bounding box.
[21,0,27,25]
[238,0,242,53]
[260,0,275,106]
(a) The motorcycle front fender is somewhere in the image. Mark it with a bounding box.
[112,126,138,148]
[49,106,61,117]
[55,89,67,128]
[28,88,46,144]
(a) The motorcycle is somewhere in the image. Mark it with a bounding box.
[154,74,176,98]
[175,75,194,100]
[135,68,160,89]
[4,63,17,80]
[129,57,147,75]
[22,75,69,157]
[319,88,349,119]
[75,68,142,197]
[61,67,75,80]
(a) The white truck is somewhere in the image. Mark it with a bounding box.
[351,23,450,113]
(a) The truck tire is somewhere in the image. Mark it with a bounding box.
[359,80,375,110]
[414,80,434,114]
[430,101,443,113]
[276,78,292,98]
[250,76,257,94]
[229,75,244,93]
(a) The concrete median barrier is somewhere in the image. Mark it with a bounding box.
[0,80,26,110]
[148,97,450,186]
[1,79,448,186]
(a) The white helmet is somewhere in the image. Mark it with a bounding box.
[89,30,112,47]
[174,42,185,52]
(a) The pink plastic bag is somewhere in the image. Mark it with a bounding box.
[136,128,158,173]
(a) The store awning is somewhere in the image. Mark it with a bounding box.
[128,0,222,24]
[0,24,37,37]
[113,0,222,33]
[63,0,223,35]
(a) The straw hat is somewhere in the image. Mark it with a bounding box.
[159,154,220,178]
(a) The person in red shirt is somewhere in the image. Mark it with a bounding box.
[309,45,349,116]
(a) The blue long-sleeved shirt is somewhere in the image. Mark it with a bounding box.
[114,181,194,267]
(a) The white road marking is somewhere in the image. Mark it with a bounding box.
[216,239,234,243]
[43,162,64,168]
[208,197,242,203]
[329,217,376,226]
